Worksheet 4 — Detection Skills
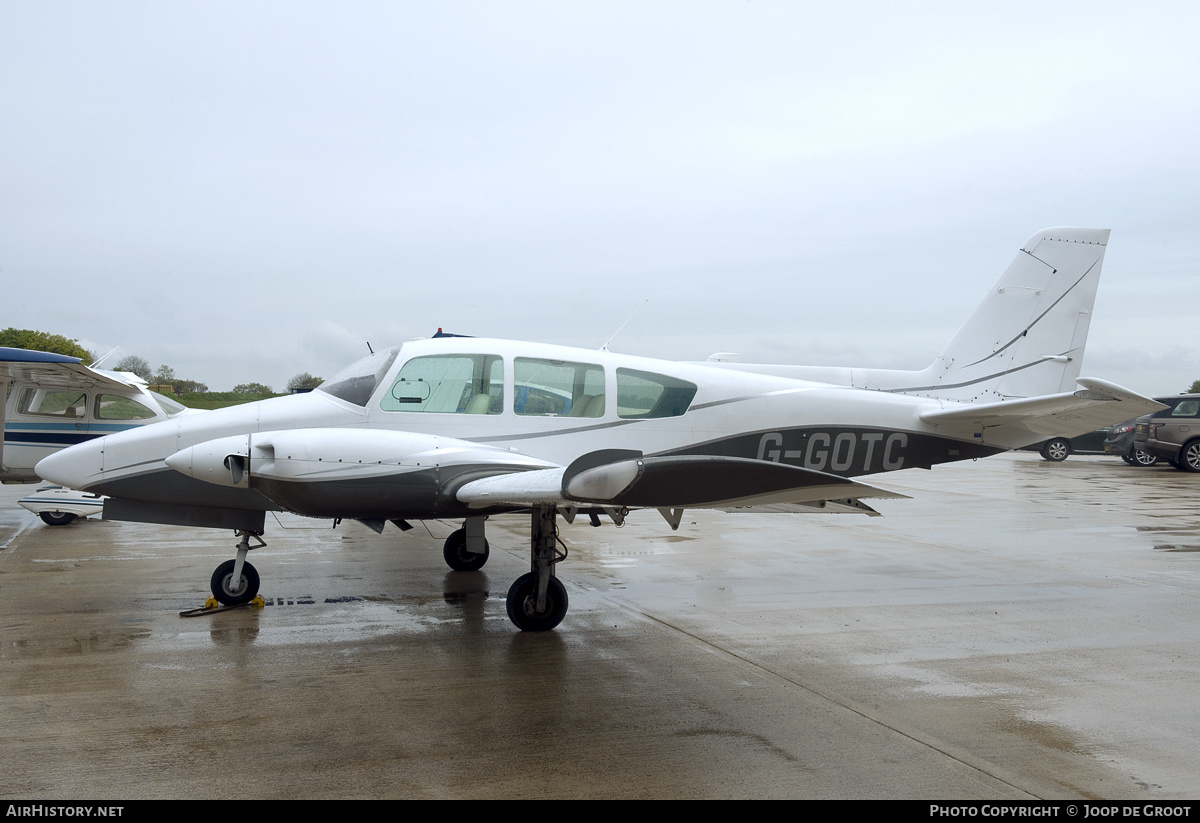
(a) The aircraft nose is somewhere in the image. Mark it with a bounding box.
[36,438,105,490]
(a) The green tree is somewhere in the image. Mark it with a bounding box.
[173,379,209,393]
[287,372,323,391]
[115,359,208,394]
[233,382,274,396]
[0,328,93,364]
[1189,379,1200,394]
[115,355,153,380]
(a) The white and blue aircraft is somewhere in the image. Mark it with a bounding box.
[36,228,1164,630]
[1,347,192,523]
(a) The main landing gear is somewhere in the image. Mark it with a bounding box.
[210,530,265,606]
[442,517,490,571]
[206,512,571,630]
[505,506,568,632]
[441,509,569,631]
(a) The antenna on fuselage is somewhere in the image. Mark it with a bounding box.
[366,341,374,354]
[600,300,648,352]
[89,347,121,369]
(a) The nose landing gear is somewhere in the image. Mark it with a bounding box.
[210,530,265,606]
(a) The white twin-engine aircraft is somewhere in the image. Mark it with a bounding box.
[37,228,1164,630]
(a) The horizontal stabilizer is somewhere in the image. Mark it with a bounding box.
[457,452,907,510]
[919,377,1166,446]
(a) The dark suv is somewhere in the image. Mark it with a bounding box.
[1134,395,1200,472]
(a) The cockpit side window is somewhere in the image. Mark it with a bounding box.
[616,368,697,419]
[514,358,604,417]
[380,354,503,414]
[18,389,88,419]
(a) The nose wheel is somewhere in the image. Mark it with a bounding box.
[210,530,265,605]
[211,558,260,605]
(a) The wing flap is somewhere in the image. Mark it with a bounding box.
[718,498,889,516]
[456,452,907,510]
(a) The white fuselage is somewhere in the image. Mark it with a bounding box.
[36,337,990,525]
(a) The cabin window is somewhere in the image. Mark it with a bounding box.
[95,394,158,420]
[616,368,697,419]
[513,358,605,417]
[380,354,503,414]
[17,389,88,419]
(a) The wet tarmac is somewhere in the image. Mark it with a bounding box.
[1,453,1198,799]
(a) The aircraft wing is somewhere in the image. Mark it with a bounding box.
[456,450,908,511]
[0,347,147,394]
[918,377,1166,446]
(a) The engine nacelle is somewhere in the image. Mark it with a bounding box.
[166,428,554,518]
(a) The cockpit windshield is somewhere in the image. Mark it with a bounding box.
[317,345,401,407]
[148,391,187,416]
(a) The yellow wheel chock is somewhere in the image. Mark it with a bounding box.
[179,595,265,617]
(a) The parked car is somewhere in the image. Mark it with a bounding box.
[1022,429,1110,462]
[1103,409,1174,466]
[1135,394,1200,472]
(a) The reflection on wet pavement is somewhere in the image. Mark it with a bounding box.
[1,453,1197,798]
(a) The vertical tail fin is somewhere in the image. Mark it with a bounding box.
[907,227,1109,401]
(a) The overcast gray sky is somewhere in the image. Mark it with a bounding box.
[3,1,1197,395]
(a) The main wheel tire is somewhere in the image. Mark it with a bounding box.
[1040,438,1071,462]
[210,559,260,606]
[1180,439,1200,473]
[1132,448,1158,467]
[506,572,568,632]
[39,511,77,526]
[443,529,490,571]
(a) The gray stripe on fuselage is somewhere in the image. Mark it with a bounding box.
[883,355,1068,395]
[657,426,1002,477]
[467,388,813,443]
[468,418,638,443]
[91,427,1003,525]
